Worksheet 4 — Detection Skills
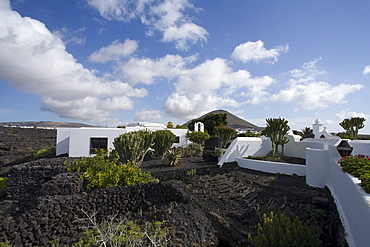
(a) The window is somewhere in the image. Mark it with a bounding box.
[174,136,180,143]
[90,137,108,154]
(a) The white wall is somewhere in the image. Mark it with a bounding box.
[236,157,306,176]
[68,128,127,157]
[218,137,272,166]
[56,127,189,157]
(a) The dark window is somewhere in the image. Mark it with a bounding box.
[174,136,180,143]
[90,138,108,154]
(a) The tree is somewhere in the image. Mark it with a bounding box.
[166,121,174,128]
[188,113,228,136]
[301,127,314,139]
[264,117,290,158]
[185,131,210,146]
[339,117,366,140]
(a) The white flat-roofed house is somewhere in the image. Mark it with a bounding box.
[56,124,189,157]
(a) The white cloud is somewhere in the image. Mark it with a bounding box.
[134,109,163,121]
[87,0,208,50]
[119,54,196,85]
[53,27,86,46]
[0,3,147,122]
[270,59,363,109]
[89,39,138,63]
[231,40,288,63]
[363,65,370,75]
[335,109,370,120]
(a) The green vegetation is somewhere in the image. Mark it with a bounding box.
[185,131,210,146]
[75,216,169,247]
[264,117,290,158]
[213,147,226,157]
[166,121,174,128]
[152,130,176,158]
[339,155,370,193]
[339,117,366,140]
[113,130,154,166]
[0,177,9,199]
[175,124,187,129]
[0,240,13,247]
[248,211,319,247]
[181,142,204,157]
[165,149,182,166]
[188,113,228,136]
[65,150,157,190]
[33,145,56,159]
[214,125,236,148]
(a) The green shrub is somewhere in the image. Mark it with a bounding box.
[181,143,204,157]
[248,211,319,247]
[185,131,210,146]
[34,146,56,159]
[0,177,9,199]
[165,149,182,166]
[65,150,157,190]
[339,155,370,193]
[152,130,176,158]
[113,130,154,166]
[76,219,168,247]
[0,240,13,247]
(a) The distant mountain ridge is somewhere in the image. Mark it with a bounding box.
[0,121,95,128]
[183,109,262,131]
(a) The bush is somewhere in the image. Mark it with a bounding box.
[165,149,182,166]
[76,212,169,247]
[113,130,154,166]
[185,131,210,146]
[0,177,9,199]
[152,130,176,158]
[65,150,157,190]
[34,146,56,159]
[181,143,204,157]
[338,154,370,193]
[248,211,319,247]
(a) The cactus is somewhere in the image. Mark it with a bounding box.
[152,130,176,159]
[265,117,290,158]
[113,130,154,166]
[339,117,366,140]
[214,125,236,148]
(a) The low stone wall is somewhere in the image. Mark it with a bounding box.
[235,157,306,176]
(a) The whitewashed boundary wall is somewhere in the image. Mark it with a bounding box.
[306,143,370,247]
[219,136,370,247]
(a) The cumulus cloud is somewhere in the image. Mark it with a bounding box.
[231,40,288,63]
[163,58,274,119]
[335,109,370,120]
[270,59,363,109]
[89,39,138,63]
[134,109,163,121]
[119,54,197,85]
[0,2,147,122]
[87,0,208,50]
[363,65,370,75]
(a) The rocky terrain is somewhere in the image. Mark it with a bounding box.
[0,127,348,246]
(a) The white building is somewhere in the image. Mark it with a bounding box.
[56,124,189,157]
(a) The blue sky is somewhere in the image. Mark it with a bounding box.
[1,0,370,133]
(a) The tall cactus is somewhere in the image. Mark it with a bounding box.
[152,130,176,158]
[214,125,237,148]
[265,117,290,158]
[339,117,366,140]
[113,130,154,166]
